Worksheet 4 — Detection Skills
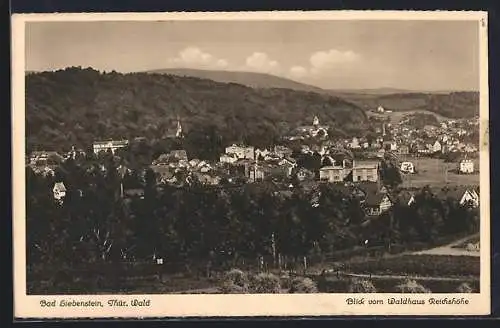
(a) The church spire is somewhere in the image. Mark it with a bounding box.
[313,115,319,127]
[175,116,183,138]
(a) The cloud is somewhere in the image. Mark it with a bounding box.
[289,66,308,79]
[169,47,229,69]
[309,49,360,73]
[245,52,280,74]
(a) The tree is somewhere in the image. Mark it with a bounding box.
[379,159,402,189]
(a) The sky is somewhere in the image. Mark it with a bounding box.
[25,20,480,91]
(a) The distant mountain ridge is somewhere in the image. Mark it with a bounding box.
[146,68,325,93]
[145,68,476,95]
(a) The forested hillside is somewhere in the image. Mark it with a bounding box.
[26,67,368,152]
[333,91,479,118]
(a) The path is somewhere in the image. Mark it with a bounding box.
[343,272,478,282]
[411,234,480,257]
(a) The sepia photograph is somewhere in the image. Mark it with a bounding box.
[12,11,490,318]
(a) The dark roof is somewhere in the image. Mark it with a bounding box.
[364,192,387,206]
[355,182,380,195]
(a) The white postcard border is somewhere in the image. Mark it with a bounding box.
[12,10,490,318]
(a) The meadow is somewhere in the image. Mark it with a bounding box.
[399,157,479,188]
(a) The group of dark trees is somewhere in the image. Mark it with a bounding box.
[27,152,479,277]
[26,67,369,153]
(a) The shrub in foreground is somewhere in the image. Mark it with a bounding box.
[456,282,474,293]
[347,278,377,293]
[250,273,281,294]
[395,279,431,293]
[288,277,318,294]
[218,269,250,294]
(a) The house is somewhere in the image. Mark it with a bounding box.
[278,158,297,176]
[247,165,266,182]
[29,151,64,166]
[351,182,386,201]
[93,140,129,154]
[53,182,67,202]
[458,159,474,174]
[319,166,348,183]
[460,188,479,208]
[436,186,480,208]
[220,153,238,164]
[273,145,293,159]
[255,148,271,159]
[351,161,379,182]
[295,167,315,181]
[377,106,385,113]
[400,161,415,174]
[432,140,442,153]
[364,193,393,216]
[225,144,255,160]
[383,140,397,151]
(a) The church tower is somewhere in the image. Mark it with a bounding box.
[175,116,184,138]
[313,115,320,127]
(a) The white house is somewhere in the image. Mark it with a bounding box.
[93,140,129,155]
[377,106,385,113]
[458,159,474,174]
[225,144,255,160]
[53,182,67,202]
[400,161,415,174]
[460,188,479,208]
[432,140,442,153]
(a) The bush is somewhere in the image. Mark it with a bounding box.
[219,282,249,294]
[250,273,281,294]
[218,269,250,294]
[288,277,318,294]
[346,255,480,277]
[456,282,474,293]
[395,279,431,293]
[347,278,377,293]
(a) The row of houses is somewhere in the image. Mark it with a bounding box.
[312,182,480,217]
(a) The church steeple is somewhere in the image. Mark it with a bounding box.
[175,116,183,138]
[313,115,319,127]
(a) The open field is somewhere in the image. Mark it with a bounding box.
[399,157,479,188]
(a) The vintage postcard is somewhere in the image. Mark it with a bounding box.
[12,11,490,318]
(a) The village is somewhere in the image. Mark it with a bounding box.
[27,109,480,220]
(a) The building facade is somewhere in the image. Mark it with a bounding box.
[93,140,129,154]
[458,159,474,174]
[352,162,379,182]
